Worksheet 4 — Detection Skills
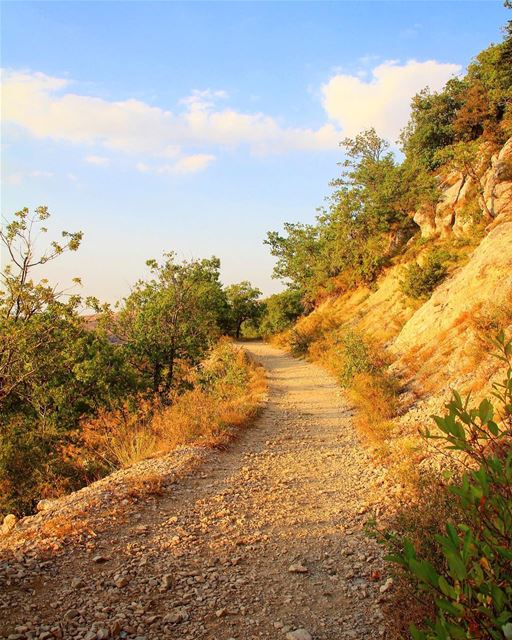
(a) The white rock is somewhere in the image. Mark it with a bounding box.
[2,513,17,534]
[379,577,393,593]
[288,563,308,574]
[286,629,313,640]
[36,499,53,512]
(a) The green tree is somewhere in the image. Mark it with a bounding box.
[116,253,227,392]
[266,129,413,302]
[224,281,263,339]
[400,79,465,170]
[0,207,133,515]
[265,222,321,304]
[259,289,304,336]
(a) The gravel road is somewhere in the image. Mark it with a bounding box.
[0,342,389,640]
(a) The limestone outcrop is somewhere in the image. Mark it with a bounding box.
[394,221,512,354]
[413,137,512,239]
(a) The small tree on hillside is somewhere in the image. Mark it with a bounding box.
[259,289,304,336]
[225,281,262,339]
[0,207,134,515]
[116,253,227,393]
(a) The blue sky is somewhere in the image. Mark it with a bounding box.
[1,1,509,302]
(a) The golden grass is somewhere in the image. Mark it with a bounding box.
[82,341,267,470]
[40,514,89,539]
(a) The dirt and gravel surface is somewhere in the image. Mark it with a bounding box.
[0,342,391,640]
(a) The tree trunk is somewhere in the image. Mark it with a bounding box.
[165,346,176,391]
[153,361,162,393]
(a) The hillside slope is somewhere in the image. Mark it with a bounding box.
[273,135,512,481]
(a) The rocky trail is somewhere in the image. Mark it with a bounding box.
[0,342,391,640]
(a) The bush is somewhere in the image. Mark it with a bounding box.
[349,371,398,446]
[259,289,304,337]
[81,341,266,468]
[380,332,512,640]
[400,253,448,300]
[338,330,378,386]
[289,328,316,357]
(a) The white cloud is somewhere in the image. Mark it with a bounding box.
[2,169,54,185]
[4,173,23,185]
[1,60,462,175]
[1,70,339,161]
[166,154,215,174]
[322,59,461,142]
[85,154,110,166]
[30,169,54,177]
[135,154,216,175]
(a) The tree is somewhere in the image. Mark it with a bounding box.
[436,140,496,219]
[399,80,465,170]
[266,129,412,302]
[265,223,321,304]
[224,281,262,339]
[116,253,227,393]
[0,206,84,405]
[259,289,304,337]
[0,207,134,514]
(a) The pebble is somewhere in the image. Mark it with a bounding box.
[379,577,393,593]
[288,563,308,574]
[286,629,313,640]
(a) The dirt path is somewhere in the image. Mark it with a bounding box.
[0,342,389,640]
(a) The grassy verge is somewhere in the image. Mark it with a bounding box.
[0,340,266,521]
[80,338,266,470]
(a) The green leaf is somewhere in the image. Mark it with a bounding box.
[435,598,465,616]
[488,420,500,436]
[478,398,494,424]
[410,558,440,586]
[446,551,467,581]
[410,625,427,640]
[438,576,457,599]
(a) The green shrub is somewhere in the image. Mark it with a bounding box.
[400,253,448,300]
[289,329,316,357]
[338,330,377,386]
[381,332,512,640]
[259,289,304,337]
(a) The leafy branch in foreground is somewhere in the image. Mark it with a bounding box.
[382,332,512,640]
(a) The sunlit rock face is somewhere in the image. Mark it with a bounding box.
[412,136,512,239]
[394,220,512,355]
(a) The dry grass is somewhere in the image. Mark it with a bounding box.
[39,514,90,540]
[470,301,512,342]
[82,340,267,470]
[348,372,398,455]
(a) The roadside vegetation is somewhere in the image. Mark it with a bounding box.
[375,333,512,640]
[0,207,265,517]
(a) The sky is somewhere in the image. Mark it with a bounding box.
[1,0,509,303]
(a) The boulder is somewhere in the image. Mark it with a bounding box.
[2,513,17,534]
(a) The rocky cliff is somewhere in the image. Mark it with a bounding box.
[413,137,512,239]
